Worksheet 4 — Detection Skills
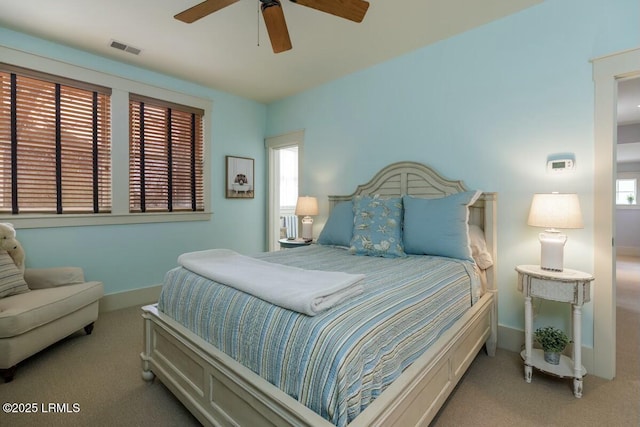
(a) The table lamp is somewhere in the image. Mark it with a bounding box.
[527,193,583,272]
[295,196,318,242]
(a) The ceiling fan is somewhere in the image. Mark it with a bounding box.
[174,0,370,54]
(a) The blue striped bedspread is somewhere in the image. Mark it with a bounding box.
[158,245,481,427]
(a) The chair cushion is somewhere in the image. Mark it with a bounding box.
[0,281,103,338]
[24,267,85,290]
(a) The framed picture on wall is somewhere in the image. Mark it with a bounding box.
[226,156,255,199]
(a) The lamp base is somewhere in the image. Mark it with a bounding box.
[539,232,567,272]
[300,216,313,241]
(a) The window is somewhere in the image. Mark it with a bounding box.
[279,146,299,210]
[129,94,204,213]
[0,52,211,228]
[616,178,636,205]
[0,64,111,214]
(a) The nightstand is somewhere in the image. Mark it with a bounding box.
[278,238,312,249]
[516,264,594,398]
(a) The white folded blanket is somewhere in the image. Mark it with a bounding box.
[177,249,365,316]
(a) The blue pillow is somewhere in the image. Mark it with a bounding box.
[349,195,406,258]
[317,201,353,247]
[402,191,481,261]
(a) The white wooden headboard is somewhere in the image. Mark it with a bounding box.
[328,161,497,291]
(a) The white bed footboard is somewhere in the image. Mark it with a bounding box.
[141,290,494,427]
[141,305,328,426]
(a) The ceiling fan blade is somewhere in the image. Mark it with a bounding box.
[291,0,369,23]
[262,2,292,54]
[174,0,240,23]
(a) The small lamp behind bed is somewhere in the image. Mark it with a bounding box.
[295,196,318,242]
[527,193,583,272]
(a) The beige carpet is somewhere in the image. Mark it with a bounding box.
[432,256,640,426]
[1,258,638,427]
[0,305,200,427]
[616,255,640,312]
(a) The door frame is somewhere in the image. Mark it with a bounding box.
[592,46,640,379]
[265,130,305,251]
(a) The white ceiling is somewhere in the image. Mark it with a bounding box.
[0,0,542,104]
[617,142,640,163]
[2,0,637,161]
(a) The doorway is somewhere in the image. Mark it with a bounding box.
[265,130,304,251]
[592,47,640,380]
[615,77,640,257]
[614,77,640,382]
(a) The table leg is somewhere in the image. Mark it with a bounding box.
[572,303,583,398]
[524,295,533,383]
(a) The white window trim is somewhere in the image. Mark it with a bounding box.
[0,46,212,229]
[265,130,304,251]
[616,173,639,210]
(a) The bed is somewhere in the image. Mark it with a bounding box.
[141,161,497,427]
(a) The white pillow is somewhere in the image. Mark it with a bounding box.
[469,224,493,269]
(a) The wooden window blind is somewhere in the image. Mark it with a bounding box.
[0,64,112,214]
[129,94,204,213]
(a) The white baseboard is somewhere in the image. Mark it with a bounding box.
[497,324,524,353]
[99,284,162,313]
[497,324,594,375]
[617,246,640,257]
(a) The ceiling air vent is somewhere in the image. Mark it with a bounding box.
[109,39,141,56]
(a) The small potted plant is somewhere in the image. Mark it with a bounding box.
[534,326,570,365]
[628,194,635,204]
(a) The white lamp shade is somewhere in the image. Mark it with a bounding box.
[295,196,318,216]
[528,193,582,272]
[295,196,318,241]
[527,193,583,230]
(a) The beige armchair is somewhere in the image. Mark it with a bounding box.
[0,267,103,382]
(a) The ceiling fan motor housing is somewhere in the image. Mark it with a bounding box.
[260,0,281,7]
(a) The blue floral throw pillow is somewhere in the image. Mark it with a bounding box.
[349,195,406,258]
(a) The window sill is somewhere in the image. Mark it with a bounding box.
[0,211,212,229]
[616,205,640,210]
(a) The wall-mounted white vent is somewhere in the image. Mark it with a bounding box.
[109,39,141,55]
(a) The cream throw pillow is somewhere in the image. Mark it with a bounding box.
[0,250,29,298]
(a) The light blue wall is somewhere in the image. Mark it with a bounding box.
[266,0,640,346]
[1,0,638,346]
[0,27,268,295]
